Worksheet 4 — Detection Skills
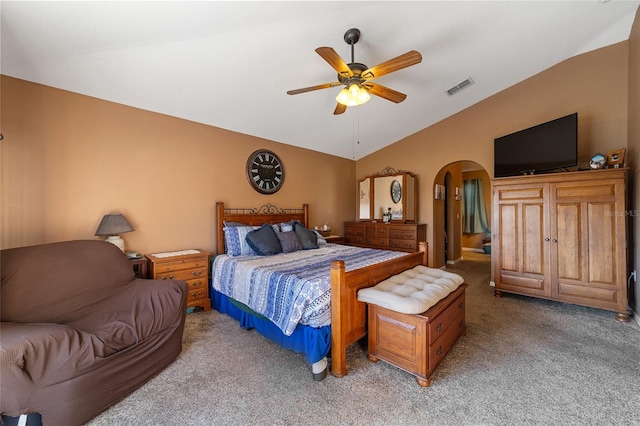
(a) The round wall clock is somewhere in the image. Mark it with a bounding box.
[246,149,285,194]
[390,179,402,203]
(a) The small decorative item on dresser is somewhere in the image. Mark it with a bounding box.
[146,249,211,312]
[606,148,625,168]
[314,223,332,237]
[589,153,606,169]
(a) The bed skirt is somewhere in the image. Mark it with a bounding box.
[210,289,331,364]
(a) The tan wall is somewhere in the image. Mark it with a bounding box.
[0,77,355,254]
[357,41,629,268]
[1,35,634,285]
[628,8,640,314]
[461,168,491,250]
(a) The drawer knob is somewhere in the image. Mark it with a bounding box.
[459,302,464,309]
[436,323,442,333]
[436,346,442,356]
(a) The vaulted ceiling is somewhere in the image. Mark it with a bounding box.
[2,1,639,160]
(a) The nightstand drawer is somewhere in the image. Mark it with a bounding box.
[156,267,207,281]
[153,258,208,273]
[188,288,208,302]
[186,277,207,290]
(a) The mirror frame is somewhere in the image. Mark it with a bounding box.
[357,167,418,223]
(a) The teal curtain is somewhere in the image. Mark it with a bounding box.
[462,179,490,234]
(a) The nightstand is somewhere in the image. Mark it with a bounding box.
[129,257,148,279]
[146,250,211,312]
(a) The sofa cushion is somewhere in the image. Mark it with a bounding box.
[1,240,134,324]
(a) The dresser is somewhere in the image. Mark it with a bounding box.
[344,221,427,253]
[492,168,629,321]
[146,250,211,312]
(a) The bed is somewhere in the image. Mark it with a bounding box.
[211,201,428,379]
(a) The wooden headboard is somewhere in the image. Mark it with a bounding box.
[216,201,309,255]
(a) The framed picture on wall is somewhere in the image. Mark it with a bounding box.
[435,184,445,200]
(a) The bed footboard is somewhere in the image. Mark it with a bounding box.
[329,241,428,377]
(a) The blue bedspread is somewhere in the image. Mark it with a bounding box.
[211,244,407,336]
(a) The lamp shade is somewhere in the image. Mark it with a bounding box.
[95,213,134,236]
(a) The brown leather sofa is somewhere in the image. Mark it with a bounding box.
[1,240,189,425]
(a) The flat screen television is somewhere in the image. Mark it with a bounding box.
[494,113,578,177]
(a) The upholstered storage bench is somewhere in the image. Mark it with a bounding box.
[357,265,467,387]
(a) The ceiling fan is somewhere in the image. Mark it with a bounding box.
[287,28,422,115]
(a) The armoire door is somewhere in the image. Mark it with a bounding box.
[549,178,627,312]
[493,183,550,297]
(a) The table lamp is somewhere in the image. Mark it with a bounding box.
[95,213,134,251]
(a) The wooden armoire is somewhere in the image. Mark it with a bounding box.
[492,168,629,321]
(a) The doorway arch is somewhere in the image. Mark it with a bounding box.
[432,160,491,268]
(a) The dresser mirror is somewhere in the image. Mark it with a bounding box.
[358,167,418,222]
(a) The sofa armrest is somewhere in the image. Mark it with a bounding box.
[1,322,114,414]
[66,279,188,351]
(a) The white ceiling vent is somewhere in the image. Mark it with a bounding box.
[446,77,475,96]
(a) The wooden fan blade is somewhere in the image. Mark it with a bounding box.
[362,50,422,80]
[363,82,407,103]
[333,103,347,115]
[287,82,341,95]
[316,47,353,78]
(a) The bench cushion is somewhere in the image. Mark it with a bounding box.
[357,265,464,314]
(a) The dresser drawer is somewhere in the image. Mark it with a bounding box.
[366,238,389,248]
[376,227,389,238]
[345,225,365,237]
[389,239,417,251]
[156,267,207,281]
[153,257,209,273]
[428,293,465,345]
[390,227,417,240]
[345,235,366,245]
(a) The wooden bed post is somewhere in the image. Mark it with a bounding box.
[419,241,429,266]
[330,260,347,377]
[216,202,225,255]
[302,203,309,228]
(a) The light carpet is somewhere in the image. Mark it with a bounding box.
[88,253,640,425]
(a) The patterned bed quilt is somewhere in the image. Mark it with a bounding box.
[211,244,408,336]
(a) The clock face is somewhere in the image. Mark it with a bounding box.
[246,149,285,194]
[391,179,402,203]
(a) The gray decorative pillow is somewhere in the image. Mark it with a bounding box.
[276,231,303,253]
[279,220,299,233]
[294,223,318,250]
[245,224,282,255]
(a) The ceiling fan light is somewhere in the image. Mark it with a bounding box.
[336,84,370,106]
[357,87,371,104]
